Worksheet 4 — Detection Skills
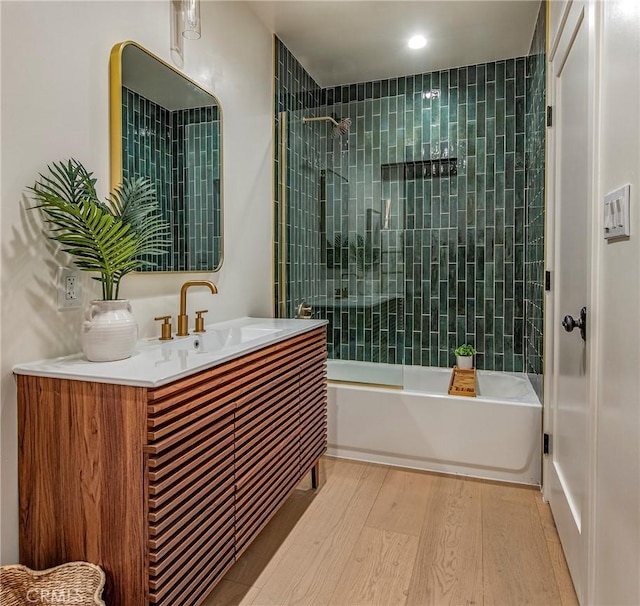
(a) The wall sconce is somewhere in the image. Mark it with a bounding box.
[182,0,201,40]
[170,0,201,67]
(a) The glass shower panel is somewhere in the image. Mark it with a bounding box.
[279,108,325,319]
[314,95,407,380]
[277,94,408,387]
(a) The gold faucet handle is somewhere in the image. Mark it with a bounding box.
[194,310,208,333]
[296,302,313,319]
[154,315,174,341]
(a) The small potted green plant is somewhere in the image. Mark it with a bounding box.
[30,159,169,361]
[454,344,477,369]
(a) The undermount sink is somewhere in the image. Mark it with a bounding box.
[190,325,284,352]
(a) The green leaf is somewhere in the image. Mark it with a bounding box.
[31,159,101,207]
[29,159,169,299]
[454,344,477,356]
[107,177,170,260]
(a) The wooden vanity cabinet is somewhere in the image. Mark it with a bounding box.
[18,327,327,606]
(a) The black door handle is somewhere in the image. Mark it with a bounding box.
[562,307,587,341]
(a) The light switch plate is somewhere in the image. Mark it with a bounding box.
[604,185,630,240]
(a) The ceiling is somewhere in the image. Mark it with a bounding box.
[247,1,541,87]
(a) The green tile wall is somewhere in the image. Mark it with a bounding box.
[321,96,407,364]
[525,1,547,380]
[322,59,528,371]
[174,107,221,271]
[275,19,545,374]
[123,86,172,248]
[122,89,221,271]
[274,39,324,317]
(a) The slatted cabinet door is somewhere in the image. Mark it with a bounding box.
[145,379,236,606]
[17,377,148,606]
[299,344,328,477]
[234,328,327,555]
[235,368,301,554]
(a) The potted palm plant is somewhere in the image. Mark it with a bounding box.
[30,159,169,361]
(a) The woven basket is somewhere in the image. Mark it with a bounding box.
[0,562,105,606]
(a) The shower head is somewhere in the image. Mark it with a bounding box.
[302,115,351,138]
[331,117,351,139]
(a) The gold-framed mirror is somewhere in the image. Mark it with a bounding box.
[110,41,223,272]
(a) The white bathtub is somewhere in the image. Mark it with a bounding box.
[327,362,542,485]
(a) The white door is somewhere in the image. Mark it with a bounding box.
[545,1,596,603]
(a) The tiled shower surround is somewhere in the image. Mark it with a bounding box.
[273,44,323,317]
[275,17,545,373]
[122,88,221,271]
[525,2,547,376]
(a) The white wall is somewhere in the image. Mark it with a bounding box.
[546,2,640,602]
[593,1,640,603]
[0,1,273,563]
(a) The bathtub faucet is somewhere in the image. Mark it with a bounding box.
[296,302,313,319]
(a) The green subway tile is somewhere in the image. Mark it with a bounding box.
[477,102,486,137]
[506,58,515,79]
[496,137,505,172]
[440,106,448,130]
[496,99,505,135]
[478,140,486,175]
[479,174,489,207]
[468,123,477,155]
[486,119,496,153]
[486,82,496,115]
[506,79,515,115]
[505,153,515,189]
[467,157,476,191]
[516,97,526,133]
[506,116,515,152]
[516,133,525,165]
[496,73,505,100]
[477,208,486,231]
[516,57,526,94]
[468,88,477,120]
[496,208,505,240]
[486,192,495,223]
[505,191,515,226]
[504,303,514,337]
[495,283,505,317]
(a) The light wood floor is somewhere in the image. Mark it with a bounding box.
[203,457,578,606]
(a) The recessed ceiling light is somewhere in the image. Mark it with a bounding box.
[408,35,427,50]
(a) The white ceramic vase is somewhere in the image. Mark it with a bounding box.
[456,355,474,369]
[82,299,138,362]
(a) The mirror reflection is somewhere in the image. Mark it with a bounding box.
[110,41,223,272]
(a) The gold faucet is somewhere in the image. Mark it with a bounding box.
[177,280,218,336]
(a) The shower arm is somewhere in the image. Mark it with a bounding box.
[302,116,340,127]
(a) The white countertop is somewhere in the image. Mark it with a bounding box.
[13,317,327,388]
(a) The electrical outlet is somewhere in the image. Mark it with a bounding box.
[57,267,82,310]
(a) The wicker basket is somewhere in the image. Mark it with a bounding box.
[0,562,105,606]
